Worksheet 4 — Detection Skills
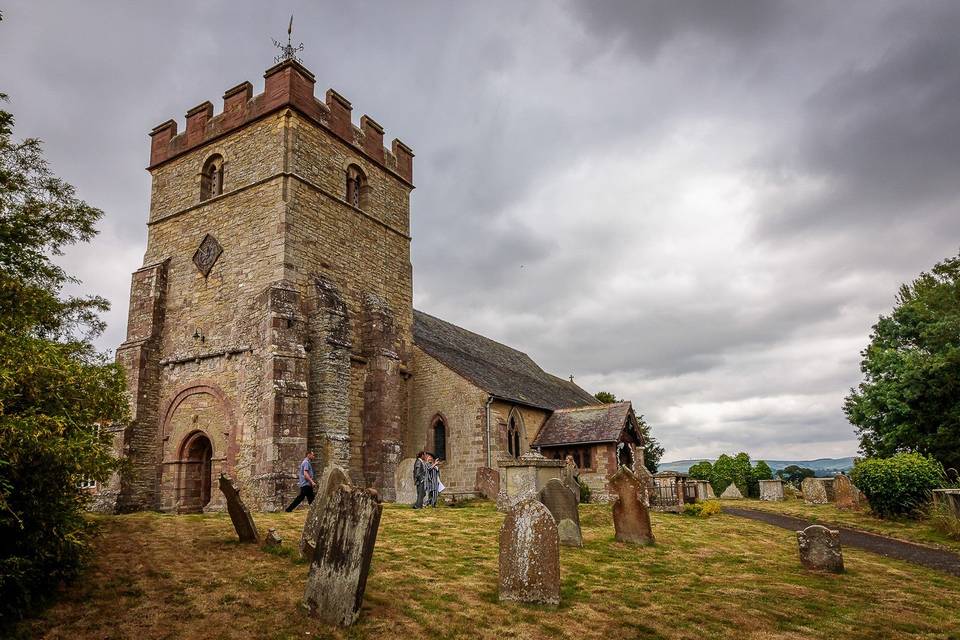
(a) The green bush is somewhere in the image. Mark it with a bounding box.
[578,478,591,504]
[682,500,721,517]
[850,453,945,518]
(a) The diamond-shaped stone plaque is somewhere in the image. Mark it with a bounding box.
[192,234,222,277]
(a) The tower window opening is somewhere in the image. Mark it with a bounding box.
[346,164,368,209]
[200,155,224,201]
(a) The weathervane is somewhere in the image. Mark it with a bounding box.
[273,15,304,64]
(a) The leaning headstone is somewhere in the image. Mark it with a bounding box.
[802,477,831,504]
[609,465,655,546]
[475,466,500,500]
[218,474,259,543]
[394,458,417,505]
[538,478,581,547]
[299,466,350,562]
[759,479,784,502]
[498,499,560,605]
[720,483,744,500]
[263,528,282,548]
[797,525,844,573]
[303,485,383,627]
[833,474,861,510]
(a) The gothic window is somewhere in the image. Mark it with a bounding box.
[507,416,522,458]
[346,164,368,209]
[200,154,224,201]
[432,416,447,461]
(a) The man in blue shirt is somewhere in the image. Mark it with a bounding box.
[284,451,317,512]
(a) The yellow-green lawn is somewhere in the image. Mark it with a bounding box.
[14,502,960,640]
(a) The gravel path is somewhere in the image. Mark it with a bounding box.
[722,506,960,578]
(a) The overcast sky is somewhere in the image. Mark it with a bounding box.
[3,1,958,462]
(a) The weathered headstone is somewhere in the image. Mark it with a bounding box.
[263,528,282,548]
[783,483,802,500]
[303,485,383,627]
[299,466,350,562]
[704,482,716,499]
[609,466,655,546]
[802,477,831,505]
[797,525,844,573]
[538,478,581,547]
[475,466,500,500]
[498,499,560,605]
[218,474,259,543]
[720,483,744,500]
[394,458,417,505]
[557,519,582,548]
[759,479,784,502]
[833,474,861,510]
[561,458,581,504]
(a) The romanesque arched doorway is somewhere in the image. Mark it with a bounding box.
[178,431,213,512]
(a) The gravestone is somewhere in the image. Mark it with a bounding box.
[217,474,259,543]
[557,519,582,548]
[394,458,417,505]
[498,499,560,605]
[538,478,581,547]
[299,466,350,562]
[796,525,844,573]
[802,477,832,505]
[833,474,861,510]
[263,529,282,548]
[609,466,655,546]
[303,485,383,627]
[475,466,500,500]
[561,458,581,504]
[759,479,784,501]
[720,483,744,500]
[783,483,802,500]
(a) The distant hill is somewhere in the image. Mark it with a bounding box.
[657,457,856,477]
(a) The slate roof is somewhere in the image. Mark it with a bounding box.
[412,309,599,411]
[531,402,634,447]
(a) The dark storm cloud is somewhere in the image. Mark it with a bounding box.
[3,1,957,460]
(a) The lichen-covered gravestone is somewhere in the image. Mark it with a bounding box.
[609,465,655,546]
[720,483,744,500]
[299,466,350,562]
[802,477,832,504]
[832,474,861,510]
[538,478,582,547]
[303,485,383,627]
[217,474,259,543]
[263,529,282,548]
[475,466,500,500]
[394,458,417,505]
[759,479,784,501]
[797,525,844,573]
[498,499,560,605]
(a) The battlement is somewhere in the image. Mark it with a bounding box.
[148,59,414,185]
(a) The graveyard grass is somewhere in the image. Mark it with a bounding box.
[738,498,960,553]
[15,502,960,640]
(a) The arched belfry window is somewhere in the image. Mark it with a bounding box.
[432,416,447,461]
[345,164,368,209]
[507,414,523,458]
[200,154,224,201]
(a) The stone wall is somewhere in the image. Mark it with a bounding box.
[408,346,487,494]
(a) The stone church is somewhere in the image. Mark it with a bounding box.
[94,58,645,513]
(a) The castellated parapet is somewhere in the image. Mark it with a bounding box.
[148,59,414,184]
[100,58,415,513]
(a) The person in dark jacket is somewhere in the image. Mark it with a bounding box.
[413,451,427,509]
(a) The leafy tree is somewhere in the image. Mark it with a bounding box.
[594,390,616,404]
[688,460,712,480]
[594,391,663,474]
[777,464,815,487]
[753,460,773,481]
[851,454,944,518]
[0,93,128,624]
[710,454,736,495]
[844,251,960,470]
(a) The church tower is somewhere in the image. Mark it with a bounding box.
[110,57,414,512]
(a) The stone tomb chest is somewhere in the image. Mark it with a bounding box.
[497,452,565,511]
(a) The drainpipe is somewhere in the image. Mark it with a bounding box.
[485,396,495,468]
